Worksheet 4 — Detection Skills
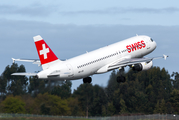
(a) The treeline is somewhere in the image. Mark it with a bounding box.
[0,63,179,116]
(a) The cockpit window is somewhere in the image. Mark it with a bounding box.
[150,38,153,42]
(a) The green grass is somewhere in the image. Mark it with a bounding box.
[0,117,84,120]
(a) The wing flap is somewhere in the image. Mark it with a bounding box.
[108,55,168,70]
[109,58,152,68]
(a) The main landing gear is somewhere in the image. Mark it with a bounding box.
[83,67,126,84]
[116,67,126,83]
[83,77,92,83]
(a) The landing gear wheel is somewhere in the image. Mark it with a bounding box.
[83,79,87,83]
[34,75,38,79]
[116,76,126,83]
[83,77,92,83]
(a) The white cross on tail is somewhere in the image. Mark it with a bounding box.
[40,44,49,59]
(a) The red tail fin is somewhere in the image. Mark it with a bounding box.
[33,35,59,66]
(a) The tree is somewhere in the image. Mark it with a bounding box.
[21,94,35,114]
[172,72,179,90]
[145,84,155,113]
[137,67,171,113]
[2,63,28,96]
[51,81,72,99]
[154,99,167,114]
[72,84,107,116]
[67,97,83,116]
[105,67,172,115]
[106,70,118,101]
[29,77,69,98]
[120,98,128,114]
[73,83,94,117]
[154,100,161,113]
[89,85,107,116]
[34,93,70,115]
[160,99,167,114]
[0,76,7,100]
[170,89,179,113]
[28,76,46,97]
[0,95,26,113]
[107,102,115,116]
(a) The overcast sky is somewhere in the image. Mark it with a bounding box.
[0,0,178,92]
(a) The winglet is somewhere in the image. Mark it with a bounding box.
[163,54,168,60]
[12,58,15,63]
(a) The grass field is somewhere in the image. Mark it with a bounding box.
[0,117,90,120]
[0,114,177,120]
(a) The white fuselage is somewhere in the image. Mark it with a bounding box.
[37,35,156,80]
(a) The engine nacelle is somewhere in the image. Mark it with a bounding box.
[132,61,153,71]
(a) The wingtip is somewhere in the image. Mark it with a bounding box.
[12,58,15,63]
[163,54,169,60]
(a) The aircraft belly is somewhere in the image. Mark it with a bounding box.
[74,66,97,79]
[74,70,91,79]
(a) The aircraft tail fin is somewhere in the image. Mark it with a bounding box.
[33,35,62,70]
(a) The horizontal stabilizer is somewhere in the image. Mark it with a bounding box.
[11,73,37,76]
[12,58,41,66]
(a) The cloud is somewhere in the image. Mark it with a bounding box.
[128,7,179,14]
[1,4,178,17]
[0,4,57,17]
[59,7,179,15]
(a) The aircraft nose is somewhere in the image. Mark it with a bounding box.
[153,41,157,50]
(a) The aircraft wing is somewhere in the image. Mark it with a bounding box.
[108,54,168,70]
[12,58,41,66]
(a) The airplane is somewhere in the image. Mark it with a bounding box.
[12,35,168,83]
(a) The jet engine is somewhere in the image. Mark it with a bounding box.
[132,61,153,71]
